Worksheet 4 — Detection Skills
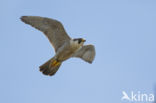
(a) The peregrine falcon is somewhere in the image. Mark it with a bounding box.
[20,16,96,76]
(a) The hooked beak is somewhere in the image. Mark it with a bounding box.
[82,39,86,42]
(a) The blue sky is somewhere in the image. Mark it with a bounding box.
[1,0,156,103]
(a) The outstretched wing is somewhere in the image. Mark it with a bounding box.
[21,16,71,52]
[73,45,95,63]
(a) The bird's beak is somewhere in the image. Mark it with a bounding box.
[82,39,86,42]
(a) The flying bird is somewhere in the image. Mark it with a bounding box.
[20,16,95,76]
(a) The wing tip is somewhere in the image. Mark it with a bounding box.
[87,60,93,64]
[20,16,28,23]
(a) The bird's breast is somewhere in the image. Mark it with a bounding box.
[56,41,81,61]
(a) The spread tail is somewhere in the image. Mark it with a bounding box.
[39,58,62,76]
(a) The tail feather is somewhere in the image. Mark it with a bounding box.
[39,58,62,76]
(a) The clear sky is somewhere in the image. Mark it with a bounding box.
[1,0,156,103]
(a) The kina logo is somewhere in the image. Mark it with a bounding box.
[121,91,154,102]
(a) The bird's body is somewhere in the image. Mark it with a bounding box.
[21,16,95,76]
[55,39,83,62]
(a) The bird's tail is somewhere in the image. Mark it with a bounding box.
[39,57,62,76]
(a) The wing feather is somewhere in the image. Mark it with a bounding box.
[73,45,95,63]
[20,16,71,52]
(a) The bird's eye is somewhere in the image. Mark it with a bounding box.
[73,38,83,44]
[78,39,81,44]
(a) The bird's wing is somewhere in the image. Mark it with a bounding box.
[72,45,95,63]
[21,16,71,52]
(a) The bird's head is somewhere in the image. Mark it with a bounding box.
[73,38,86,45]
